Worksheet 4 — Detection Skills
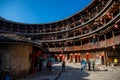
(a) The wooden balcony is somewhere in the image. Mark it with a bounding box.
[82,44,90,50]
[99,41,106,48]
[47,35,120,52]
[90,42,100,49]
[106,38,114,47]
[115,35,120,45]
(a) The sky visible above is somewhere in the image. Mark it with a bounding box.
[0,0,92,24]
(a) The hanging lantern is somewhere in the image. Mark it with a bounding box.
[85,9,88,13]
[59,42,61,45]
[114,24,119,29]
[106,12,110,16]
[112,45,116,50]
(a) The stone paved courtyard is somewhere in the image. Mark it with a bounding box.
[20,63,120,80]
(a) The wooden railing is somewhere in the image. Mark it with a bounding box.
[106,38,114,47]
[48,35,120,52]
[82,44,90,50]
[115,35,120,45]
[90,42,100,49]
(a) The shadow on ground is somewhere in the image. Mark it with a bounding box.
[20,63,91,80]
[53,64,90,80]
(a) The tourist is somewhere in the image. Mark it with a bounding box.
[46,59,49,70]
[92,60,95,71]
[39,57,43,71]
[88,59,91,71]
[48,60,52,72]
[62,61,65,72]
[80,59,87,70]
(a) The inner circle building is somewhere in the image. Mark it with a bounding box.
[0,0,120,79]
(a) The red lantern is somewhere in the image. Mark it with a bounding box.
[114,24,119,29]
[106,13,110,16]
[36,50,41,58]
[113,45,116,50]
[85,9,88,13]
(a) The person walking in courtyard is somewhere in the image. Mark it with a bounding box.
[46,59,49,70]
[88,59,91,71]
[39,57,43,71]
[92,60,95,71]
[48,60,52,72]
[81,59,87,70]
[62,61,65,72]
